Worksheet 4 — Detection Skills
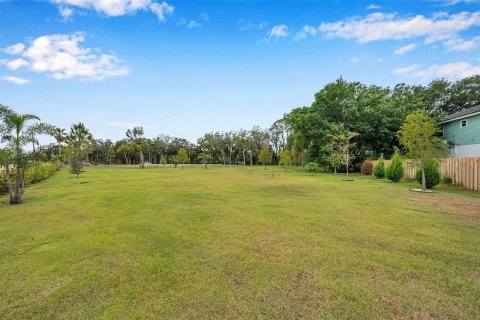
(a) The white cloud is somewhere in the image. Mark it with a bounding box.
[5,58,30,70]
[1,33,129,81]
[443,0,478,6]
[270,25,288,37]
[413,62,480,79]
[393,64,420,76]
[318,11,480,51]
[294,25,318,41]
[3,76,30,85]
[443,35,480,51]
[366,4,381,10]
[59,6,73,20]
[149,1,173,21]
[238,20,269,32]
[50,0,174,20]
[201,13,209,21]
[187,20,202,29]
[393,43,417,55]
[2,43,25,55]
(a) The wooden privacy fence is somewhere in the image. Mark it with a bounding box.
[370,157,480,192]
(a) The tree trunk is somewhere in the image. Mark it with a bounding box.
[140,148,144,169]
[421,168,427,191]
[334,166,337,175]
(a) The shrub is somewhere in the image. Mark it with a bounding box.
[386,149,404,183]
[361,160,373,175]
[442,176,453,185]
[416,161,441,189]
[373,155,385,179]
[0,162,59,194]
[305,162,319,174]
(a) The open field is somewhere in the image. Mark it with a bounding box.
[1,166,479,319]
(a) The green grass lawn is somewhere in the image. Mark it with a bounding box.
[0,166,479,319]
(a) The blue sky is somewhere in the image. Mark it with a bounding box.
[1,0,479,144]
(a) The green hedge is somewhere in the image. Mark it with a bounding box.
[0,162,59,193]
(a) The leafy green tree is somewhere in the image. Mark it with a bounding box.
[160,155,167,166]
[197,152,213,169]
[341,131,359,179]
[0,105,43,204]
[398,110,446,190]
[116,143,132,164]
[279,150,292,168]
[176,147,189,169]
[385,148,404,183]
[258,145,272,167]
[66,123,94,178]
[126,127,148,168]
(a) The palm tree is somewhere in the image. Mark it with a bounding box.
[197,152,213,169]
[54,127,67,156]
[0,105,41,204]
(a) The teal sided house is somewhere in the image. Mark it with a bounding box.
[440,105,480,157]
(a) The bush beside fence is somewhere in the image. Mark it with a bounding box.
[370,157,480,192]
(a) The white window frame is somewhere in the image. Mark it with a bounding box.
[460,119,468,128]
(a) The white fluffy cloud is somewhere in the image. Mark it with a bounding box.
[50,0,174,20]
[2,43,25,55]
[270,25,288,37]
[3,76,30,85]
[393,64,420,76]
[294,11,480,51]
[393,62,480,79]
[413,62,480,79]
[393,43,417,55]
[1,33,129,80]
[294,25,318,41]
[366,4,381,10]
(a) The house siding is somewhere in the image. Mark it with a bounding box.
[443,113,480,146]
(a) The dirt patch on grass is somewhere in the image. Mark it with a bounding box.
[411,193,480,222]
[289,268,323,319]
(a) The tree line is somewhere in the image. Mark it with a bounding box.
[1,75,478,203]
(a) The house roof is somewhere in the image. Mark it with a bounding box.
[439,105,480,124]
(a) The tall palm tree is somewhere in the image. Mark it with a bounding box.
[54,127,67,156]
[0,104,41,204]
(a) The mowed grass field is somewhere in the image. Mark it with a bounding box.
[1,166,479,319]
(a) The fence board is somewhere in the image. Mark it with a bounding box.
[370,157,480,192]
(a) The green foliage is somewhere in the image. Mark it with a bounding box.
[442,176,453,185]
[386,149,404,183]
[176,148,189,168]
[160,155,167,166]
[373,155,385,179]
[416,161,441,189]
[197,152,213,169]
[258,145,273,166]
[361,160,373,175]
[0,162,59,193]
[399,110,446,189]
[278,150,292,167]
[66,123,94,177]
[305,162,319,174]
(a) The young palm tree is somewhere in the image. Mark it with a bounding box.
[197,152,213,169]
[54,127,67,156]
[0,105,41,204]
